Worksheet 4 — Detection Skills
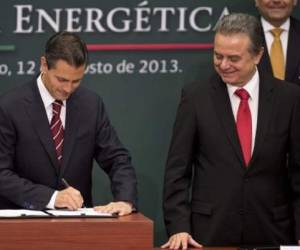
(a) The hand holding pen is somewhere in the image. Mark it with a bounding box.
[53,178,85,210]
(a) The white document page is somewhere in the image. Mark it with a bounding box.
[280,247,300,250]
[46,208,115,217]
[0,209,48,217]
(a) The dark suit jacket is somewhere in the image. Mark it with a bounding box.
[163,71,300,246]
[258,17,300,85]
[0,79,137,210]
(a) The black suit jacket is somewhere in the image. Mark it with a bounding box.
[258,17,300,85]
[163,71,300,246]
[0,79,137,210]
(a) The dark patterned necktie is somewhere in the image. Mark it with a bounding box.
[50,100,64,163]
[235,88,252,166]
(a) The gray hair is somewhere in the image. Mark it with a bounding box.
[215,13,264,55]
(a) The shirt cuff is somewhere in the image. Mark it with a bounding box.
[46,191,58,209]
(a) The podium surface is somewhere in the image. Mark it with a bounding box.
[0,212,153,250]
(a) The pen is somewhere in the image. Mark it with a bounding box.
[61,178,86,208]
[61,178,70,188]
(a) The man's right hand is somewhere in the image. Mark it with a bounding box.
[161,232,202,250]
[54,187,84,210]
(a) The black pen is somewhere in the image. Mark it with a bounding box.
[61,178,86,208]
[61,178,70,188]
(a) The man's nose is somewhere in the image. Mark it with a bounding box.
[219,59,230,70]
[63,82,73,93]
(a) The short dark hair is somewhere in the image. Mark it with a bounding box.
[215,13,264,55]
[45,31,88,69]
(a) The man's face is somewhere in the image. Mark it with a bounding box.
[255,0,297,26]
[214,33,263,87]
[40,57,85,101]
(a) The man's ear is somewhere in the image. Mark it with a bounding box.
[255,47,264,65]
[40,56,48,73]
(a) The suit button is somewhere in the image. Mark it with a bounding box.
[239,209,244,215]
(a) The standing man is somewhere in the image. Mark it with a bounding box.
[162,13,300,249]
[0,32,137,215]
[256,0,300,84]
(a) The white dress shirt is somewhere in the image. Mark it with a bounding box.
[261,17,290,67]
[37,74,67,209]
[226,69,259,154]
[37,74,66,128]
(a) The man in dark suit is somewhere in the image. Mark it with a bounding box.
[0,32,137,215]
[162,13,300,249]
[256,0,300,84]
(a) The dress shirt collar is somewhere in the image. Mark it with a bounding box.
[260,16,290,33]
[37,74,66,108]
[226,68,259,101]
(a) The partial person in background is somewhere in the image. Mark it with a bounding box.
[162,13,300,249]
[256,0,300,84]
[0,31,137,215]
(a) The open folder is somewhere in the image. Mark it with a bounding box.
[0,208,118,218]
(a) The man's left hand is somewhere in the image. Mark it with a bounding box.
[94,201,133,216]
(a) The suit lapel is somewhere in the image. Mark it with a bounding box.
[259,36,273,76]
[259,17,300,82]
[249,72,274,166]
[285,18,300,82]
[59,91,80,177]
[211,72,275,169]
[210,75,245,168]
[258,16,273,76]
[25,80,60,173]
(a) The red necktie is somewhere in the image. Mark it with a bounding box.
[50,100,64,163]
[235,89,252,166]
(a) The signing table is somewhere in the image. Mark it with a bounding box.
[0,212,153,250]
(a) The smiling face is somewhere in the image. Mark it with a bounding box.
[213,33,263,87]
[40,57,85,101]
[255,0,297,27]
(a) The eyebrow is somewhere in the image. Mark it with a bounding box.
[55,76,83,82]
[214,51,240,58]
